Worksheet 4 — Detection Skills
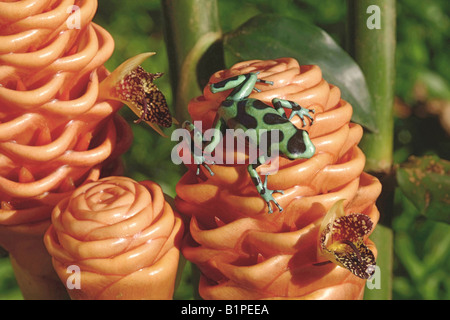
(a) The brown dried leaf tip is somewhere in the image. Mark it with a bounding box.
[318,200,376,279]
[115,66,171,127]
[99,52,177,137]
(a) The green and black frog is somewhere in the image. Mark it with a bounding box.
[183,72,315,213]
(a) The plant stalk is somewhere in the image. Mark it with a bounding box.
[161,0,224,122]
[346,0,396,300]
[347,0,396,172]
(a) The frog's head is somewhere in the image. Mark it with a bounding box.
[210,73,260,95]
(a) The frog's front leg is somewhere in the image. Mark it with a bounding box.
[248,158,284,214]
[182,121,215,176]
[253,78,274,92]
[203,117,226,157]
[272,98,315,126]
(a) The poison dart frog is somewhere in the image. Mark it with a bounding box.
[183,72,315,213]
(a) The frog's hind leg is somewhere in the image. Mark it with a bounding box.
[182,121,215,176]
[272,98,315,126]
[272,98,288,119]
[247,156,284,214]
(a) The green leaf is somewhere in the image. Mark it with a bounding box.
[223,13,377,132]
[396,155,450,223]
[417,70,450,100]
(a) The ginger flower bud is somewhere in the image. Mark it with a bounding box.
[318,200,376,280]
[99,52,176,136]
[44,176,184,300]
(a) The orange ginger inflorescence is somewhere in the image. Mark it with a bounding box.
[44,176,184,300]
[176,58,382,300]
[0,0,132,299]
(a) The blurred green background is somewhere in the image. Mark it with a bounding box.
[1,0,449,300]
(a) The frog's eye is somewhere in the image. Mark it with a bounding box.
[317,199,376,279]
[99,52,177,137]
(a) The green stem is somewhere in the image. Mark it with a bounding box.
[161,0,224,122]
[347,0,396,172]
[346,0,396,300]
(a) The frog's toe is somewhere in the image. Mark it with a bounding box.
[195,161,215,176]
[203,163,215,176]
[276,203,284,212]
[307,109,315,122]
[267,199,283,214]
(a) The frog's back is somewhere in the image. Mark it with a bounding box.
[244,98,290,126]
